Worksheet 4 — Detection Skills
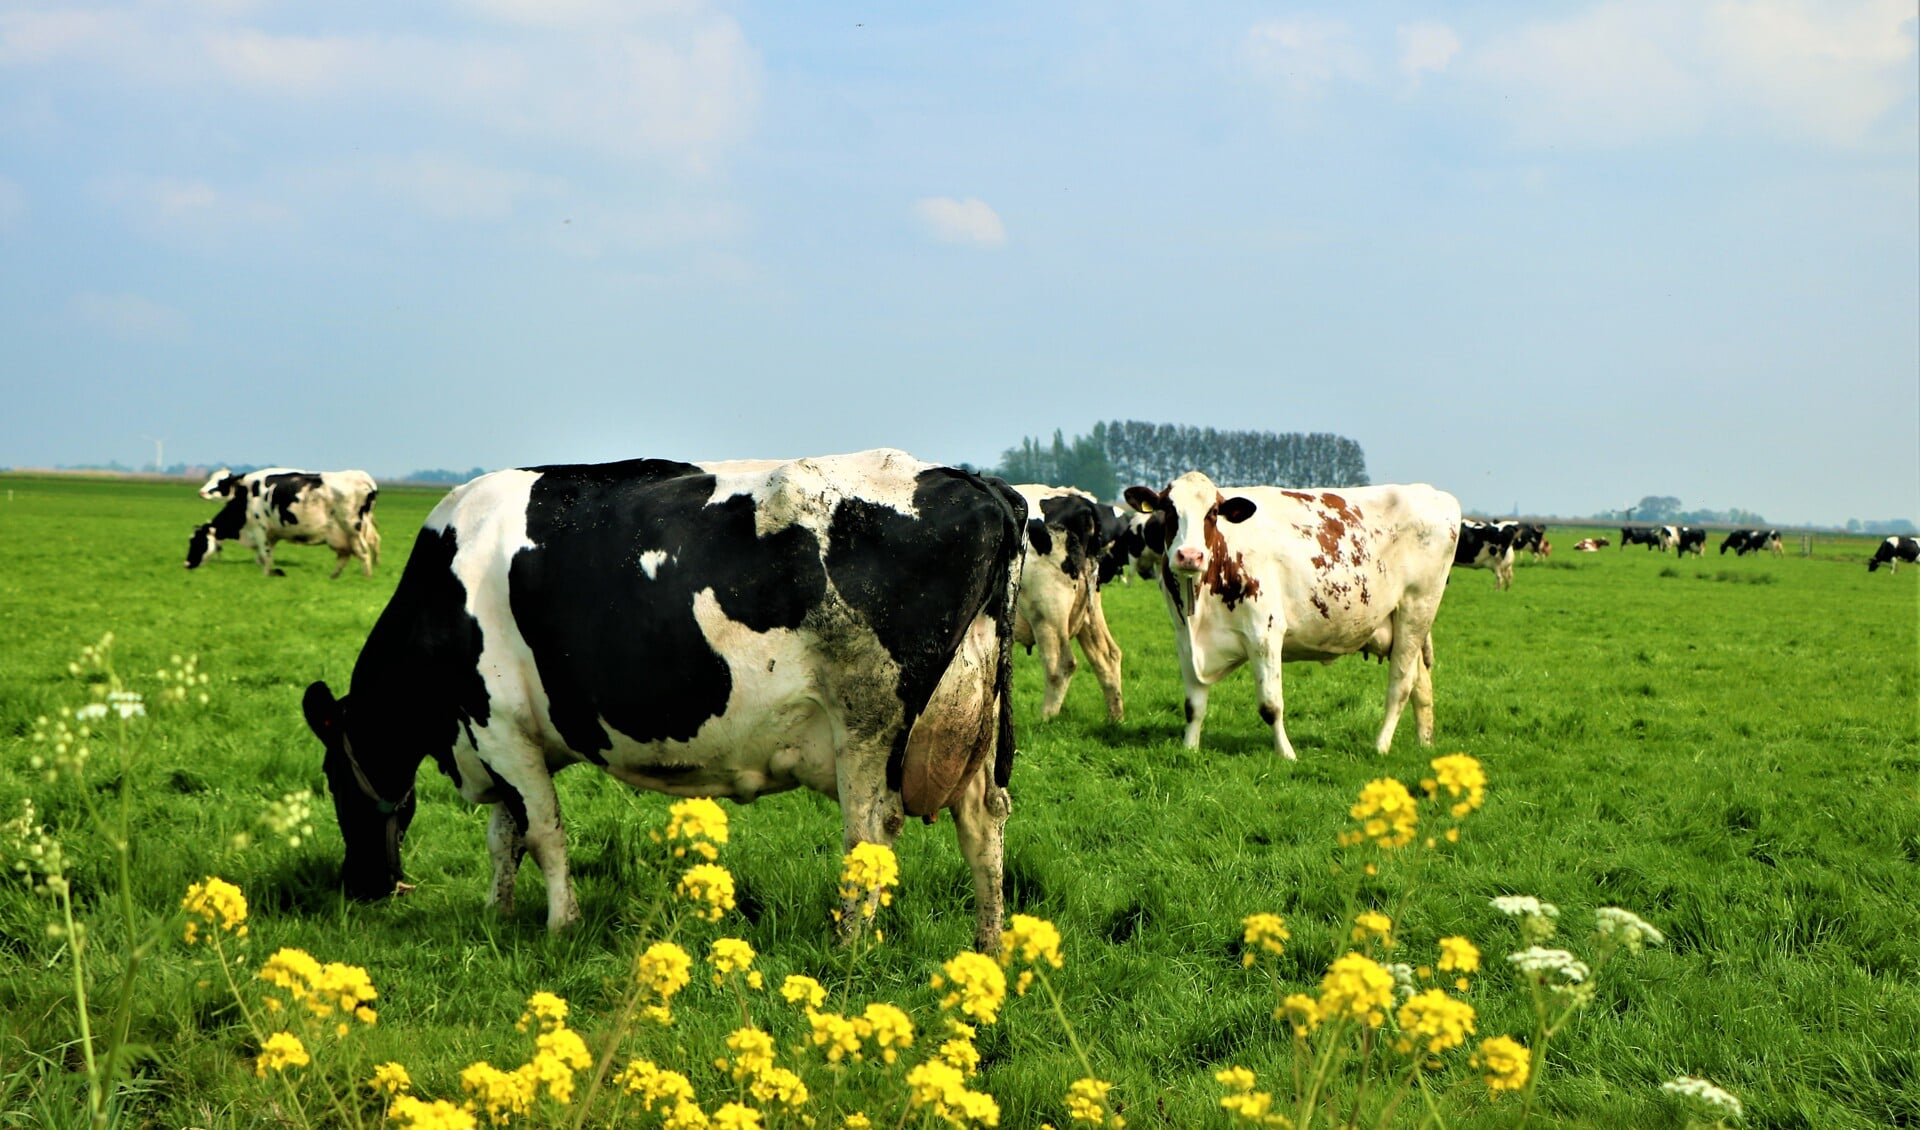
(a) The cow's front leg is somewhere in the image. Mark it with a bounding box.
[329,547,351,580]
[1036,625,1077,720]
[1376,616,1425,755]
[493,768,577,931]
[949,768,1010,955]
[1249,642,1297,761]
[1412,635,1436,747]
[1172,632,1209,749]
[245,530,280,577]
[1076,590,1125,722]
[486,801,527,917]
[834,756,903,946]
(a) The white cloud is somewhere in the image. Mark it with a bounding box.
[0,175,23,232]
[91,175,288,243]
[1398,22,1461,82]
[201,30,367,95]
[913,197,1007,247]
[368,153,560,222]
[1240,18,1368,96]
[1469,0,1916,147]
[68,291,185,339]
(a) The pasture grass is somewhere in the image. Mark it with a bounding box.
[1,474,1916,1128]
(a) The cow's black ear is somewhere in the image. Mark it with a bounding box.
[1123,486,1160,513]
[1219,496,1258,523]
[1025,520,1053,557]
[302,681,341,744]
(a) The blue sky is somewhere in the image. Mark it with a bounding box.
[2,0,1915,525]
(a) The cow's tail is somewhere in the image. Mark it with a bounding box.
[981,477,1029,788]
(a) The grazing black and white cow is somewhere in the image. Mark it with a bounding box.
[1620,526,1667,551]
[1508,522,1549,558]
[301,450,1027,951]
[1868,535,1920,573]
[185,468,382,577]
[1719,529,1756,555]
[1124,474,1460,759]
[1673,527,1707,557]
[1011,485,1125,722]
[1454,520,1519,590]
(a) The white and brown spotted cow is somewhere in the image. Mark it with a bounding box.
[302,450,1027,951]
[1126,473,1460,760]
[187,467,382,577]
[1010,484,1125,721]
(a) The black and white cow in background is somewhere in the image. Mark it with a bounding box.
[1672,526,1707,557]
[1719,529,1755,555]
[1125,474,1460,759]
[1720,529,1784,557]
[302,450,1027,951]
[1508,522,1549,558]
[186,468,382,577]
[1620,526,1668,551]
[1868,535,1920,573]
[1094,504,1151,586]
[1011,485,1125,721]
[1454,519,1519,590]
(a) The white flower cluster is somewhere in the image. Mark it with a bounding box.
[1506,946,1590,985]
[2,797,70,898]
[74,691,145,722]
[1595,907,1665,953]
[27,715,89,782]
[1662,1075,1743,1120]
[156,653,212,707]
[260,790,317,849]
[1387,961,1417,1004]
[66,632,114,677]
[1491,894,1561,943]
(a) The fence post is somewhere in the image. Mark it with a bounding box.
[1801,534,1812,557]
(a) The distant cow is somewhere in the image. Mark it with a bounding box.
[1094,505,1151,586]
[1010,485,1125,721]
[1720,529,1783,556]
[302,450,1027,951]
[1573,537,1608,552]
[186,468,382,577]
[1124,474,1460,759]
[1868,536,1920,573]
[1673,527,1707,557]
[1508,522,1550,558]
[1719,529,1756,555]
[1620,526,1667,551]
[1454,520,1519,590]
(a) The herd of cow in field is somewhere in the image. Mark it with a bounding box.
[178,456,1920,948]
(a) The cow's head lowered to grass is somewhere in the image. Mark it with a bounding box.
[302,681,418,902]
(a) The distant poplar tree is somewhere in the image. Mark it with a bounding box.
[1098,420,1369,490]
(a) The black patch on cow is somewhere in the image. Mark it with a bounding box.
[1026,520,1053,557]
[1258,704,1277,726]
[1455,520,1519,566]
[1033,493,1103,581]
[262,473,325,525]
[509,458,829,755]
[829,468,1022,792]
[1183,699,1195,723]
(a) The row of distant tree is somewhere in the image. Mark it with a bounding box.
[1592,494,1915,534]
[971,420,1371,502]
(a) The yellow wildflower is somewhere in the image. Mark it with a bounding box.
[1425,754,1486,817]
[518,990,569,1032]
[530,1026,593,1103]
[181,877,248,945]
[617,1060,697,1111]
[461,1061,537,1122]
[1349,778,1419,849]
[939,1036,981,1075]
[655,797,730,861]
[637,941,694,1023]
[809,1010,866,1063]
[371,1061,413,1096]
[933,951,1008,1025]
[781,974,828,1009]
[255,1031,308,1077]
[1065,1077,1122,1128]
[1215,1066,1257,1092]
[1219,1086,1289,1127]
[862,1002,915,1063]
[1000,914,1064,975]
[1318,953,1395,1027]
[677,863,737,923]
[663,1101,712,1130]
[257,948,378,1026]
[906,1059,1000,1126]
[388,1095,479,1130]
[1240,914,1289,966]
[749,1066,810,1109]
[709,937,757,985]
[1437,936,1480,991]
[1278,993,1321,1038]
[1471,1035,1531,1092]
[1394,990,1477,1056]
[843,1115,874,1130]
[711,1103,765,1130]
[839,841,900,918]
[723,1027,776,1081]
[1351,910,1394,947]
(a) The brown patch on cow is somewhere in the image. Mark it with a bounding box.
[1202,501,1261,609]
[1309,593,1331,618]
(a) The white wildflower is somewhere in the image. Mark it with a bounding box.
[1491,895,1560,943]
[260,790,317,849]
[108,691,145,719]
[73,703,108,722]
[1662,1075,1743,1120]
[1506,947,1590,985]
[1595,907,1665,952]
[1387,962,1417,1004]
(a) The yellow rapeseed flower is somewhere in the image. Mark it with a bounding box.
[255,1031,309,1077]
[1349,778,1419,850]
[181,877,248,945]
[1471,1035,1531,1092]
[1000,913,1064,976]
[839,841,900,917]
[1064,1077,1123,1128]
[1240,914,1289,966]
[461,1061,537,1122]
[655,797,730,861]
[781,974,828,1009]
[809,1010,865,1063]
[1218,1086,1289,1127]
[939,1036,981,1075]
[517,990,569,1033]
[257,948,378,1026]
[723,1027,776,1082]
[709,937,757,985]
[1394,990,1477,1056]
[711,1102,765,1130]
[616,1059,697,1111]
[663,1100,712,1130]
[749,1066,810,1109]
[1214,1066,1257,1092]
[905,1059,1000,1127]
[370,1061,412,1096]
[933,951,1008,1025]
[387,1095,479,1130]
[1318,952,1395,1027]
[1351,910,1394,947]
[677,863,737,923]
[529,1026,593,1103]
[842,1115,873,1129]
[1425,754,1486,818]
[862,1002,915,1063]
[1437,936,1480,990]
[1278,993,1321,1038]
[636,941,694,1024]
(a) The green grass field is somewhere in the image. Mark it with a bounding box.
[1,473,1916,1129]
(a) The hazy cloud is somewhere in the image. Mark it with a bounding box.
[913,197,1006,247]
[368,153,560,222]
[68,291,185,339]
[1241,18,1368,97]
[1398,22,1461,83]
[91,174,288,244]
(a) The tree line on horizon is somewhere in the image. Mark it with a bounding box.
[971,420,1371,503]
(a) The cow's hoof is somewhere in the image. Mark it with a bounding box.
[393,881,416,896]
[270,569,287,577]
